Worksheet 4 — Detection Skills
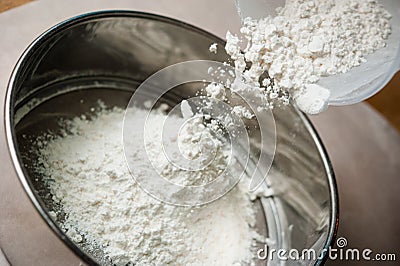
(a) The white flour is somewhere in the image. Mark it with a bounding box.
[35,106,261,265]
[209,43,218,54]
[205,82,226,101]
[232,106,255,120]
[225,0,392,114]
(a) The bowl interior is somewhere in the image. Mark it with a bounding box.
[7,11,337,265]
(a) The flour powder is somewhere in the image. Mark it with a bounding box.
[35,105,262,266]
[225,0,392,114]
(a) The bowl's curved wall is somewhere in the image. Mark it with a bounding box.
[5,11,338,265]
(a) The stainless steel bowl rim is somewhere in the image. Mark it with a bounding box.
[4,10,339,265]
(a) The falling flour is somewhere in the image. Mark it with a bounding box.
[225,0,392,114]
[34,105,262,266]
[209,43,218,54]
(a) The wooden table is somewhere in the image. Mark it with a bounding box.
[0,0,32,13]
[0,1,399,265]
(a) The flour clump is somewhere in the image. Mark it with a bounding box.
[225,0,392,114]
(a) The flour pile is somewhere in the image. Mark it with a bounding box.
[34,105,261,265]
[224,0,392,114]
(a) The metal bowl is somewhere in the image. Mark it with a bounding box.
[4,11,338,265]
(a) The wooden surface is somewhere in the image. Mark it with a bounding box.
[0,1,399,266]
[0,0,32,12]
[0,0,399,131]
[368,72,400,131]
[310,104,400,266]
